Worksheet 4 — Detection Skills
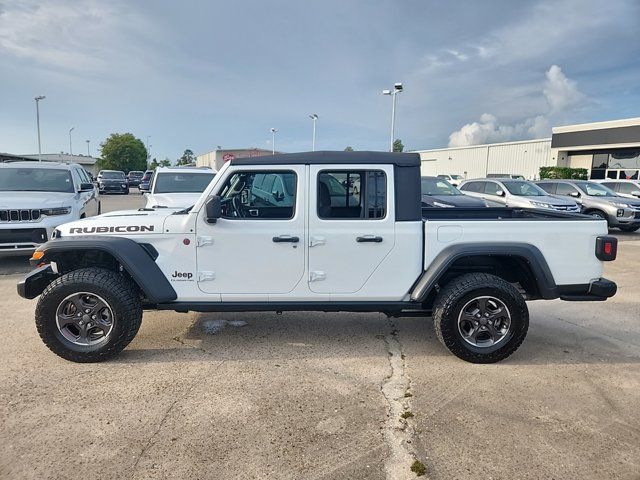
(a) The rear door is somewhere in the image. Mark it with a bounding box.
[307,165,395,294]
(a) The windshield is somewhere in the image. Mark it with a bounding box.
[101,171,125,179]
[154,172,215,193]
[576,182,616,196]
[128,171,143,177]
[421,178,461,196]
[502,180,547,196]
[0,168,74,193]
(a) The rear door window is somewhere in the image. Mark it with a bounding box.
[555,183,579,196]
[460,181,485,193]
[537,183,556,194]
[317,170,386,219]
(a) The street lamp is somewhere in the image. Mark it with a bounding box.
[69,127,74,155]
[309,114,318,151]
[34,95,46,161]
[86,139,90,156]
[146,135,151,160]
[270,128,278,154]
[382,82,403,152]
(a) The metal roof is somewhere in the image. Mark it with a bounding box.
[231,150,420,167]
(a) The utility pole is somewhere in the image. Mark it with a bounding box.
[270,128,278,154]
[35,95,46,161]
[69,127,74,155]
[86,139,90,156]
[309,114,318,151]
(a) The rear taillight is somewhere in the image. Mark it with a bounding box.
[595,236,617,261]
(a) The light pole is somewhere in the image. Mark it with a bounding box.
[68,127,74,155]
[86,139,90,156]
[146,136,151,160]
[382,83,403,152]
[270,128,278,154]
[35,95,46,161]
[309,114,318,151]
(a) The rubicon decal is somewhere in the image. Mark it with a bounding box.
[69,225,155,234]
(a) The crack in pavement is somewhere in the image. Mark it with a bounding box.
[380,319,425,479]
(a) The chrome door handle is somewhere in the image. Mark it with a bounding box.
[273,235,299,243]
[356,235,383,243]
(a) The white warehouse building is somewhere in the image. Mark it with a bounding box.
[414,117,640,181]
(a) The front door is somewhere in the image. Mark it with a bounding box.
[196,166,306,295]
[307,165,395,294]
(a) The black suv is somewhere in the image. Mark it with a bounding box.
[97,170,129,195]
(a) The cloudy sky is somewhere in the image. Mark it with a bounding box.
[0,0,638,161]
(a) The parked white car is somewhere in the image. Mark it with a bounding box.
[436,174,465,187]
[145,167,216,209]
[0,161,99,255]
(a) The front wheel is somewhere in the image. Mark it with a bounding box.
[619,225,639,232]
[432,273,529,363]
[35,268,142,362]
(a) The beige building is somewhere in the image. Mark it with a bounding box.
[196,148,277,171]
[414,117,640,180]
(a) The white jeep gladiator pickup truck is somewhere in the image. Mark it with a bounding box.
[17,151,618,364]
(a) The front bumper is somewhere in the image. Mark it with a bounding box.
[0,227,49,256]
[608,208,640,226]
[558,278,617,301]
[99,183,128,193]
[17,264,58,299]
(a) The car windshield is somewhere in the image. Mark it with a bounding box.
[576,182,616,196]
[129,171,143,177]
[0,168,74,193]
[102,171,125,179]
[154,172,215,193]
[502,180,546,196]
[421,178,461,196]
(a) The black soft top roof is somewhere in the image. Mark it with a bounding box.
[231,150,420,167]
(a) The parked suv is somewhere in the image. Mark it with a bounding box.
[126,170,144,188]
[459,178,580,212]
[97,170,129,194]
[138,170,154,193]
[0,161,99,255]
[421,176,487,208]
[536,180,640,232]
[600,180,640,200]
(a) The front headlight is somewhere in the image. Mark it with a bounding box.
[121,184,127,188]
[612,202,630,208]
[41,207,72,216]
[530,201,552,209]
[433,201,455,208]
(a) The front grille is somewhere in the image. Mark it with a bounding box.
[552,205,579,212]
[635,211,640,219]
[0,228,47,247]
[0,209,41,222]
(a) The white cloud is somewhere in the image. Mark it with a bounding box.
[448,65,585,147]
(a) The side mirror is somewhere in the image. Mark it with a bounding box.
[569,191,581,198]
[631,190,640,198]
[205,195,222,223]
[496,189,505,197]
[79,183,94,192]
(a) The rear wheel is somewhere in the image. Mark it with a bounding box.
[35,268,142,362]
[432,273,529,363]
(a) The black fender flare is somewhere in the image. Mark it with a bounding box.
[410,242,559,302]
[18,236,177,303]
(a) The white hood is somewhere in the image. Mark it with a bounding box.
[0,191,76,209]
[146,193,202,209]
[56,207,180,237]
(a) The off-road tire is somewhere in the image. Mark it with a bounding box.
[619,225,639,232]
[35,268,142,363]
[432,273,529,363]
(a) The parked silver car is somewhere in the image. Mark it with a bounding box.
[459,178,580,212]
[536,180,640,232]
[600,179,640,200]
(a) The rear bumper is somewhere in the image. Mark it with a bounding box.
[558,278,617,301]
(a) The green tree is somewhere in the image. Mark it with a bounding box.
[159,158,172,167]
[149,158,159,170]
[176,149,196,166]
[344,146,354,152]
[99,133,148,173]
[393,139,404,152]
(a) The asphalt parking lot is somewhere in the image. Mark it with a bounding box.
[0,193,639,480]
